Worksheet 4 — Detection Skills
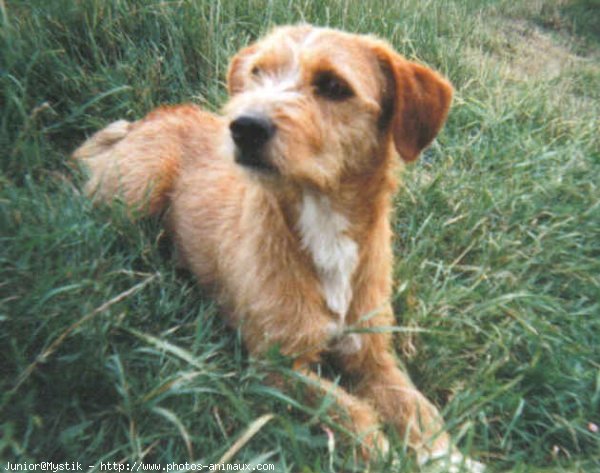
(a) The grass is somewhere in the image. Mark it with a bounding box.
[1,0,599,471]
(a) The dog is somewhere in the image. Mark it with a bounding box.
[73,24,484,472]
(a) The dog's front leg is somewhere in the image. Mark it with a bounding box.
[339,329,484,471]
[282,360,390,462]
[347,342,450,455]
[244,315,388,461]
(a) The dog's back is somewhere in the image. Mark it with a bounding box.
[74,104,222,215]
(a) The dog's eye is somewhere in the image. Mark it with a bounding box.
[251,66,261,77]
[313,72,354,101]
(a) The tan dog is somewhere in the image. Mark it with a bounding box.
[74,25,484,471]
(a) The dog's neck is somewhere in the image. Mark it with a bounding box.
[296,189,359,323]
[262,153,398,325]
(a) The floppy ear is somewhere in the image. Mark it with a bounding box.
[375,45,453,162]
[226,44,258,95]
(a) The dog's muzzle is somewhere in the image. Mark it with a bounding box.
[230,114,276,172]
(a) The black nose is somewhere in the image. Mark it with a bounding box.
[230,115,275,151]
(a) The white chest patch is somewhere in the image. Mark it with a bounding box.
[297,191,359,324]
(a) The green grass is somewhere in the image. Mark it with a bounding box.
[1,0,599,471]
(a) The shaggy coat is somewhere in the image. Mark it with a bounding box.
[74,25,483,472]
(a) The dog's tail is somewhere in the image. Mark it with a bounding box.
[73,105,201,215]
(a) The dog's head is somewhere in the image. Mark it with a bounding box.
[224,25,453,190]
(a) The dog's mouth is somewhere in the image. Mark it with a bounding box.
[234,150,278,174]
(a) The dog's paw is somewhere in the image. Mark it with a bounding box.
[359,429,390,464]
[324,322,363,355]
[334,333,363,355]
[418,450,485,473]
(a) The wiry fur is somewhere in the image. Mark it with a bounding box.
[74,25,483,472]
[297,190,358,324]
